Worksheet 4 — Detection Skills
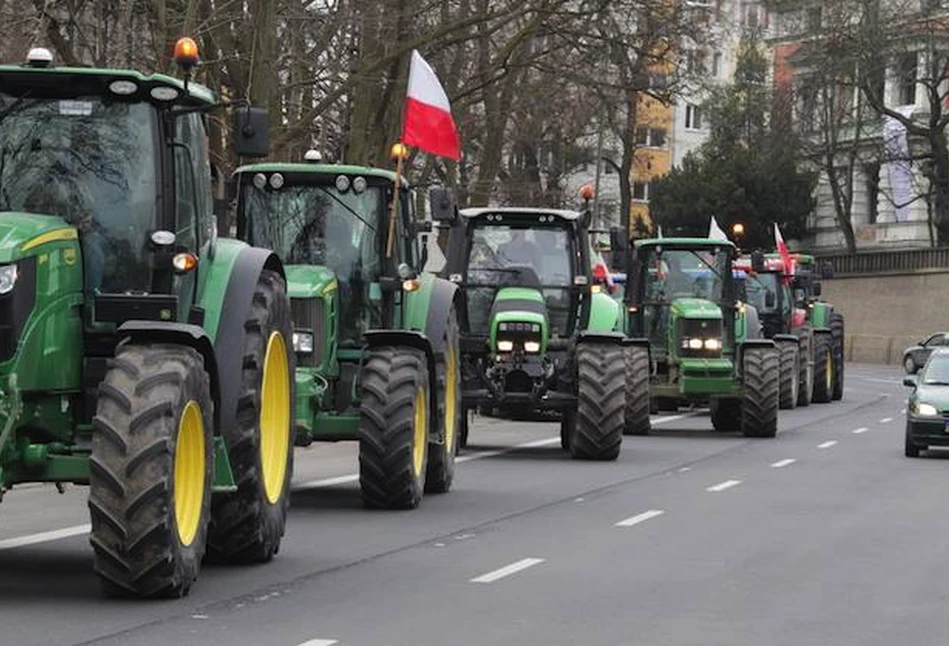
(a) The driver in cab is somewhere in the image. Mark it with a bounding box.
[497,229,541,269]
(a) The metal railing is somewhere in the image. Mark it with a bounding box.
[816,246,949,276]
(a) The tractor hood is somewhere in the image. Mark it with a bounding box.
[0,212,76,264]
[670,298,723,321]
[488,287,548,353]
[284,265,338,299]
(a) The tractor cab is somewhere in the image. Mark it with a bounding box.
[735,255,796,337]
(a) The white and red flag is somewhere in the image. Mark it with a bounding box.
[774,222,794,275]
[402,50,461,161]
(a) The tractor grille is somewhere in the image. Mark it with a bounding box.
[0,257,36,364]
[677,317,723,359]
[291,297,325,367]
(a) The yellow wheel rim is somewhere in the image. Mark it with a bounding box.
[413,386,427,477]
[444,345,458,453]
[261,332,291,505]
[174,401,205,547]
[826,348,833,388]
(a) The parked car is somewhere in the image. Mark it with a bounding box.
[903,332,949,374]
[903,348,949,457]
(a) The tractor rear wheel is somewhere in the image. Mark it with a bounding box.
[459,407,470,450]
[89,343,213,598]
[359,347,430,509]
[570,342,624,461]
[778,340,799,410]
[796,329,813,407]
[711,398,741,432]
[623,345,651,436]
[741,346,780,438]
[207,270,295,564]
[831,313,845,401]
[812,333,833,404]
[427,309,461,494]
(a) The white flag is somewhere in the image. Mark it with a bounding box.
[708,216,729,241]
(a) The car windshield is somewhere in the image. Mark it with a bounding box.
[465,223,574,336]
[642,247,730,304]
[0,94,158,293]
[240,182,383,343]
[922,355,949,384]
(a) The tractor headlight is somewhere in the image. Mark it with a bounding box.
[681,337,722,352]
[704,338,722,351]
[497,340,514,352]
[688,338,703,350]
[524,341,541,353]
[915,402,939,417]
[292,331,314,354]
[0,264,17,295]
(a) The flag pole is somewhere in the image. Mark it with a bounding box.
[387,143,406,259]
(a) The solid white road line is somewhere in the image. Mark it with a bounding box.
[818,440,838,449]
[880,417,893,423]
[470,558,545,584]
[771,459,796,468]
[706,479,742,493]
[862,377,901,385]
[852,427,869,434]
[615,509,665,527]
[0,524,91,551]
[297,640,339,646]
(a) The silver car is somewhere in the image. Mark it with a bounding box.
[903,332,949,374]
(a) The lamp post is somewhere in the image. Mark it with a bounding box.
[731,222,746,253]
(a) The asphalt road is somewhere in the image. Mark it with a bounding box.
[0,363,940,646]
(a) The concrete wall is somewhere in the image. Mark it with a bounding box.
[823,270,949,364]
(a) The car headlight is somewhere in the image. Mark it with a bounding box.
[524,341,541,353]
[292,331,314,354]
[497,340,514,352]
[0,264,17,295]
[916,402,939,417]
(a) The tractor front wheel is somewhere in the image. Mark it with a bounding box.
[359,347,431,508]
[207,270,295,564]
[812,333,834,404]
[569,342,625,460]
[831,313,845,401]
[741,346,780,438]
[89,343,213,598]
[426,309,461,494]
[711,398,741,432]
[778,340,800,410]
[623,345,651,436]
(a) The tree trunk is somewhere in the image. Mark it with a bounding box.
[929,132,949,245]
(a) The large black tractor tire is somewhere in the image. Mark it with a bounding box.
[777,340,800,410]
[359,347,431,509]
[711,398,741,432]
[569,342,625,460]
[560,411,572,451]
[459,408,470,450]
[623,345,651,436]
[89,343,213,598]
[796,329,813,407]
[812,332,834,404]
[741,346,780,438]
[831,313,845,401]
[426,309,461,494]
[207,270,295,564]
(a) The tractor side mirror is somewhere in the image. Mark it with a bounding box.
[429,187,457,223]
[232,106,270,158]
[813,281,822,297]
[821,260,835,280]
[903,376,917,388]
[751,250,766,273]
[765,290,776,309]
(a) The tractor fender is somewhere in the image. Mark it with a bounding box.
[208,245,286,439]
[364,330,439,434]
[773,333,800,347]
[812,327,832,335]
[737,338,777,375]
[577,331,626,346]
[116,321,221,432]
[403,274,460,358]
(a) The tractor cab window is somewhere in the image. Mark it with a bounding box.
[643,248,729,304]
[0,94,158,294]
[174,113,213,251]
[241,181,383,343]
[745,272,783,314]
[465,222,573,335]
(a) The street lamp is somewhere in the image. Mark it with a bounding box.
[731,222,746,252]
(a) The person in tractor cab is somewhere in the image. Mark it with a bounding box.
[498,229,541,269]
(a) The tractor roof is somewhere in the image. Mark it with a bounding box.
[459,207,581,221]
[0,64,216,105]
[635,237,736,249]
[233,163,407,186]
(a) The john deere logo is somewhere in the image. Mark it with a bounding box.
[63,248,77,265]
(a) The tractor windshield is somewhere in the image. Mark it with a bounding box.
[240,182,383,342]
[465,223,574,336]
[745,272,780,313]
[642,247,730,304]
[0,94,158,293]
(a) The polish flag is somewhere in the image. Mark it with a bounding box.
[774,222,794,275]
[402,50,461,161]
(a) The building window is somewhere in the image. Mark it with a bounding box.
[806,6,822,31]
[633,182,650,202]
[864,162,880,224]
[686,50,706,75]
[712,52,723,77]
[742,2,767,28]
[634,127,667,148]
[635,126,649,146]
[685,104,703,130]
[898,52,918,106]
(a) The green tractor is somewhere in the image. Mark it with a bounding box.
[788,254,843,402]
[622,238,780,437]
[231,156,462,509]
[0,44,296,597]
[436,197,628,460]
